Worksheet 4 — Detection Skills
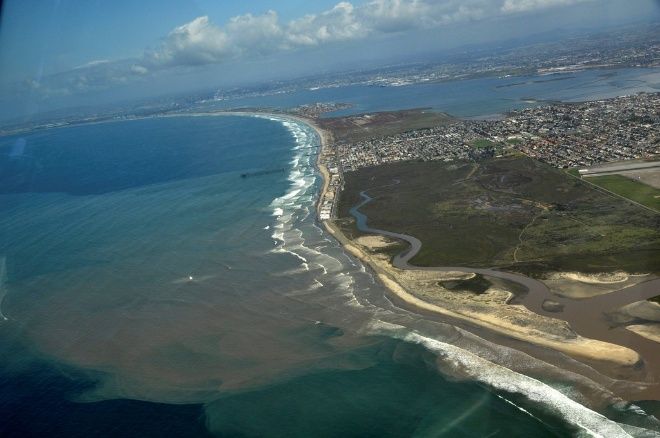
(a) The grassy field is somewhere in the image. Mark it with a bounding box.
[472,139,497,149]
[585,174,660,211]
[565,168,581,178]
[317,109,454,143]
[337,157,660,275]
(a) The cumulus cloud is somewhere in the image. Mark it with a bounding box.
[286,2,365,46]
[227,11,284,54]
[140,0,592,70]
[143,3,367,69]
[23,0,593,97]
[144,16,231,67]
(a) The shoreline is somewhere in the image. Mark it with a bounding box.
[325,218,642,367]
[302,115,660,408]
[10,109,654,388]
[308,118,641,368]
[8,111,658,431]
[3,65,659,139]
[344,185,660,391]
[87,110,656,381]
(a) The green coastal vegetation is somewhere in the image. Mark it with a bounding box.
[585,174,660,211]
[471,138,497,149]
[337,156,660,276]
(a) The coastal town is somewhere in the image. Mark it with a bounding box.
[318,160,342,221]
[336,92,659,171]
[318,92,659,220]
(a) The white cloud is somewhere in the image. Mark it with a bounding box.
[145,16,231,67]
[73,59,111,70]
[130,64,149,75]
[501,0,591,13]
[155,0,462,61]
[22,58,153,98]
[22,0,596,98]
[141,0,593,70]
[362,0,431,31]
[286,2,365,46]
[226,11,284,54]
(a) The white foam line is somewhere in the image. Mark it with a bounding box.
[258,116,368,311]
[288,252,308,265]
[495,394,550,428]
[275,264,311,276]
[366,320,631,438]
[0,256,7,321]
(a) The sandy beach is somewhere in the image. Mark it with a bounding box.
[326,221,640,367]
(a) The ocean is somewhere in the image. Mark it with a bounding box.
[1,68,659,436]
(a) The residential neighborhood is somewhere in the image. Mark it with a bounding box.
[335,92,659,172]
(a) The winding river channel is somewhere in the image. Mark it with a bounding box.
[350,189,660,399]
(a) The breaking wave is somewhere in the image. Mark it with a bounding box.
[368,320,640,437]
[262,116,361,306]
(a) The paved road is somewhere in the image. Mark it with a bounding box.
[580,160,660,176]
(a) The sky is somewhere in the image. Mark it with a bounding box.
[0,0,659,121]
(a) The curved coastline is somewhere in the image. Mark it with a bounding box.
[17,109,658,379]
[7,111,655,435]
[19,110,657,429]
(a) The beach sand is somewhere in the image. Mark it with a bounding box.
[627,324,660,344]
[329,223,640,367]
[542,271,655,299]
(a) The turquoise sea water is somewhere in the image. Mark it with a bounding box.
[2,71,659,435]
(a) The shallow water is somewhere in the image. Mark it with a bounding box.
[0,114,654,436]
